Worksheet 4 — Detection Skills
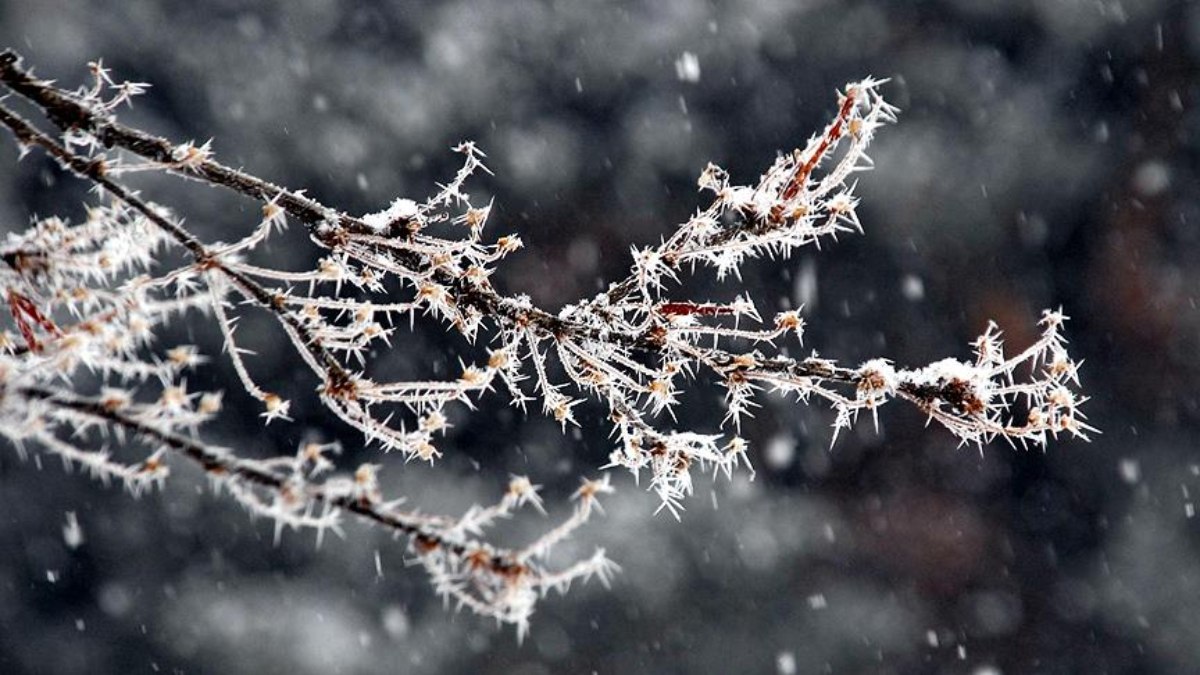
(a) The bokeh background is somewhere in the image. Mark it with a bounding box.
[1,1,1198,673]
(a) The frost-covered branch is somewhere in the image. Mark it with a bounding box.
[6,385,614,642]
[0,50,1092,636]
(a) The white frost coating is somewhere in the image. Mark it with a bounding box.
[905,358,993,403]
[857,358,897,392]
[361,197,420,232]
[908,358,974,386]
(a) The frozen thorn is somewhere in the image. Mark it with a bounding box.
[261,393,292,423]
[460,204,491,232]
[507,475,546,514]
[487,348,510,370]
[551,397,583,429]
[574,474,614,502]
[198,392,224,415]
[354,463,382,504]
[459,367,488,387]
[1040,307,1068,329]
[411,438,441,464]
[419,411,449,434]
[495,235,523,255]
[697,162,728,193]
[166,345,204,369]
[774,310,805,340]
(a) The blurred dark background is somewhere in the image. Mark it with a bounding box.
[1,1,1198,673]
